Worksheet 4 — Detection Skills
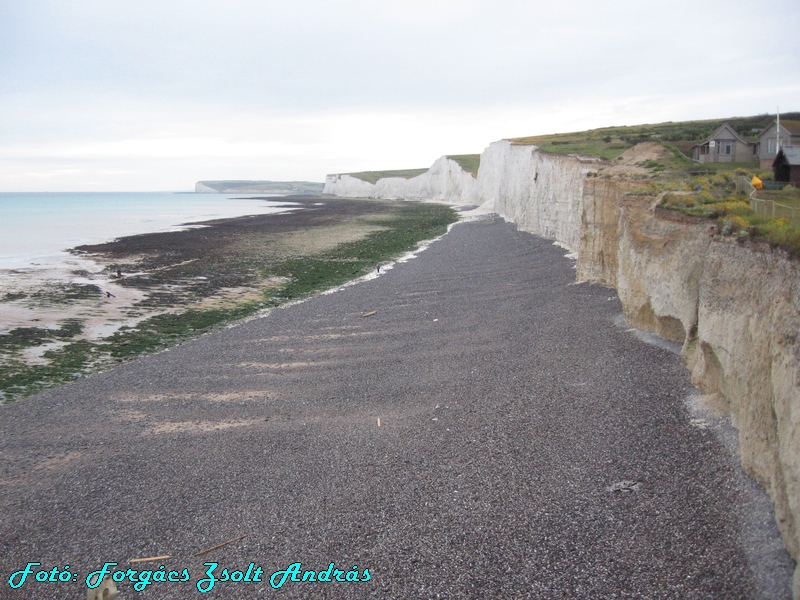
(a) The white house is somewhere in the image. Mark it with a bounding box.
[692,123,757,164]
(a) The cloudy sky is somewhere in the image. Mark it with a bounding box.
[1,0,798,191]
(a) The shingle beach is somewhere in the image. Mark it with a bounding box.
[0,216,792,599]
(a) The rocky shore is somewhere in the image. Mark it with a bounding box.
[0,197,457,402]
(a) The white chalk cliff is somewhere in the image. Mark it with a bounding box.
[327,140,800,596]
[324,156,478,204]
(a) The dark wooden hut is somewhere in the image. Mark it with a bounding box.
[773,147,800,186]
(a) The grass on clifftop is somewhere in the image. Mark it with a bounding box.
[506,112,800,255]
[446,154,481,177]
[345,169,430,184]
[509,113,800,160]
[345,155,481,183]
[654,171,800,255]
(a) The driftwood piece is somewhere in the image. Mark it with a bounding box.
[129,555,171,564]
[192,535,247,557]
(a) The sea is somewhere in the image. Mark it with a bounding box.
[0,191,300,272]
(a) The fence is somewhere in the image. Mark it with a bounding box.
[735,176,800,224]
[736,176,794,192]
[735,176,753,193]
[751,197,800,225]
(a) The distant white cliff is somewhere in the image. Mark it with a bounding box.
[324,156,478,205]
[195,180,324,194]
[195,182,218,193]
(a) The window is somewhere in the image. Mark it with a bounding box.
[769,138,776,154]
[724,144,731,155]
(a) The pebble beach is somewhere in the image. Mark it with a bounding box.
[0,215,792,598]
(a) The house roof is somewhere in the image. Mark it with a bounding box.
[775,146,800,166]
[757,119,800,137]
[783,120,800,135]
[692,122,750,148]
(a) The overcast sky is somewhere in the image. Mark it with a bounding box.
[1,0,798,191]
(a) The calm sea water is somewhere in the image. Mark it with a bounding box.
[0,192,300,270]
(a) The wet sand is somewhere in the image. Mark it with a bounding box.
[0,216,792,598]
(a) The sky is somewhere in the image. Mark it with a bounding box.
[1,0,798,191]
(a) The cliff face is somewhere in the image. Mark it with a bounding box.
[324,156,478,203]
[477,140,607,251]
[195,182,218,193]
[327,143,800,593]
[689,242,800,557]
[195,181,325,194]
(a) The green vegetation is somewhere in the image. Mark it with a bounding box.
[446,154,481,177]
[0,340,98,400]
[345,169,429,184]
[2,292,27,302]
[87,201,457,367]
[510,130,631,160]
[345,156,482,183]
[20,283,102,305]
[637,159,666,172]
[267,202,457,303]
[507,112,800,256]
[0,320,83,352]
[0,202,459,403]
[754,188,800,208]
[656,171,800,254]
[100,303,264,360]
[687,162,764,174]
[509,113,800,160]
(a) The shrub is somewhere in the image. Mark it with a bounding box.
[755,219,800,255]
[720,215,748,235]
